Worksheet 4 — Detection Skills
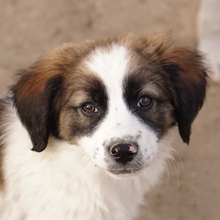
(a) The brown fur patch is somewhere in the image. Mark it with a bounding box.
[12,43,108,151]
[58,71,107,143]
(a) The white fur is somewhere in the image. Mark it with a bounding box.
[0,44,174,220]
[83,45,160,171]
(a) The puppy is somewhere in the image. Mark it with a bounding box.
[0,34,207,220]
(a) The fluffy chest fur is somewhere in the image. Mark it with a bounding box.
[0,34,207,220]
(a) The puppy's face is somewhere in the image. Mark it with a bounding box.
[12,35,207,175]
[61,45,175,175]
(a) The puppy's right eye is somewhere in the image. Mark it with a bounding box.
[137,96,153,109]
[82,102,98,115]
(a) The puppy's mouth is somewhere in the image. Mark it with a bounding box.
[107,166,142,175]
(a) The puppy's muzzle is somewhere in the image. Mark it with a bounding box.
[109,143,138,165]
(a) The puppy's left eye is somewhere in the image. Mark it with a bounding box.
[82,102,98,115]
[137,96,153,108]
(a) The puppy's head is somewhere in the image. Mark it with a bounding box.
[12,34,207,175]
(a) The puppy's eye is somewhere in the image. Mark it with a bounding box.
[82,102,98,115]
[137,96,153,108]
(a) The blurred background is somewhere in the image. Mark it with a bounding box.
[0,0,219,219]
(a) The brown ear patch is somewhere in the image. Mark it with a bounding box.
[11,51,67,152]
[12,69,64,152]
[160,48,207,143]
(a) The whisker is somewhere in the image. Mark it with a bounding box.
[166,148,184,187]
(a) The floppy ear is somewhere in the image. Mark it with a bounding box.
[161,48,207,144]
[12,63,64,152]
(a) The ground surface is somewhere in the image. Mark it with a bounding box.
[0,1,219,219]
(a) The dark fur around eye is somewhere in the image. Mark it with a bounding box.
[123,72,175,139]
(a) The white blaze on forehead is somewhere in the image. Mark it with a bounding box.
[85,44,130,95]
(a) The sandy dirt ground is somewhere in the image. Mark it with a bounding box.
[0,1,219,219]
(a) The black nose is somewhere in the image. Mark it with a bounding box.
[110,143,138,165]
